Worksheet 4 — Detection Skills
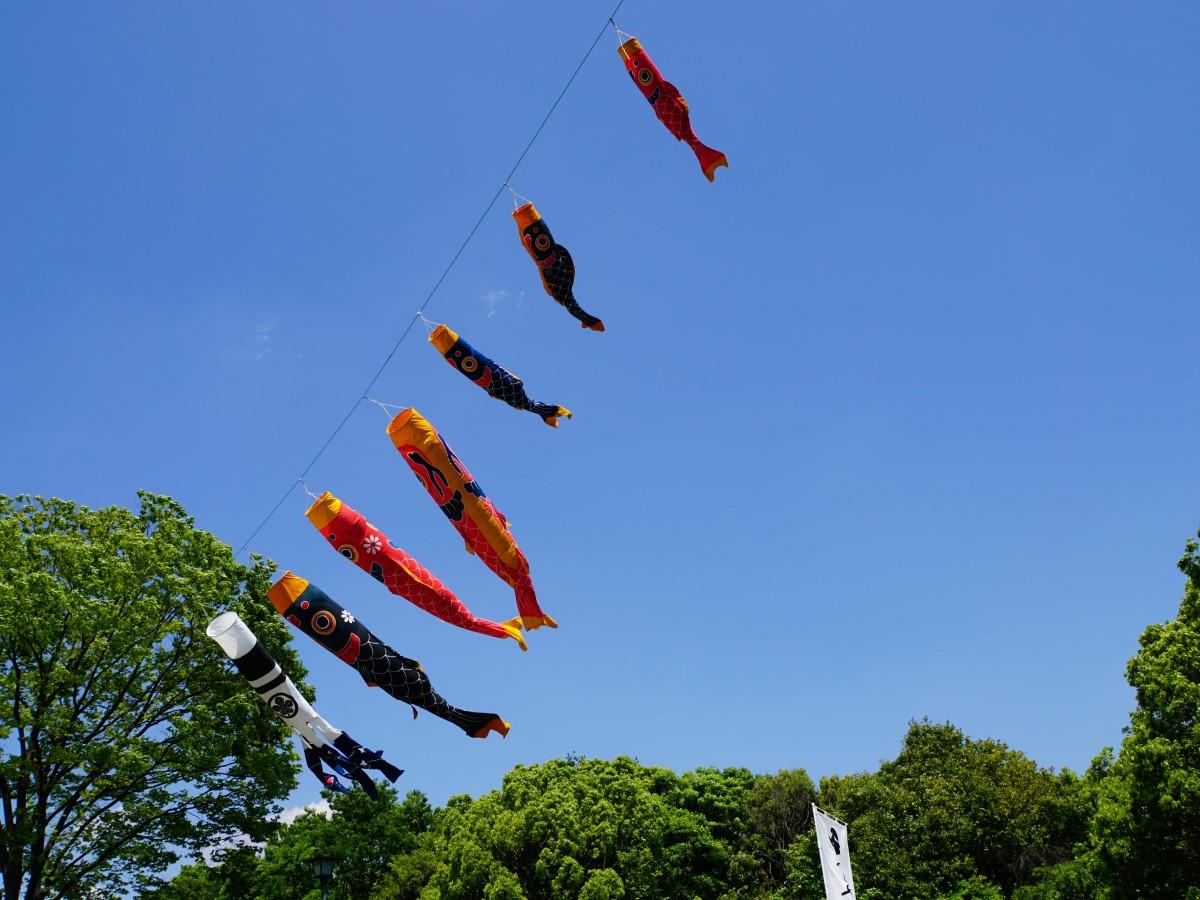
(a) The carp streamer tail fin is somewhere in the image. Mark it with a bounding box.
[474,615,528,649]
[501,617,529,651]
[512,579,556,631]
[531,402,573,428]
[447,708,511,739]
[333,734,404,784]
[692,140,729,182]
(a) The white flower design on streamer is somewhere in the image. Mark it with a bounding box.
[363,535,382,555]
[340,610,355,624]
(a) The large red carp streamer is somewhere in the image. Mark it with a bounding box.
[387,408,556,633]
[305,490,526,649]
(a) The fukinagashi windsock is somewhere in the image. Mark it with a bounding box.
[268,572,510,739]
[305,490,526,650]
[513,201,605,332]
[618,34,728,181]
[429,323,572,428]
[205,611,403,797]
[387,408,557,631]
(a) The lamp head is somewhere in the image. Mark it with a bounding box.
[309,854,339,880]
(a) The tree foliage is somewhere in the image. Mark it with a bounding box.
[819,720,1092,899]
[0,493,300,899]
[1084,534,1200,899]
[153,787,433,900]
[164,740,1106,900]
[370,757,766,900]
[31,512,1200,900]
[744,768,817,885]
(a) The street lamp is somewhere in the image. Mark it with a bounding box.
[309,854,339,900]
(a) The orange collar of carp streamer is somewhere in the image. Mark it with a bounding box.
[429,323,458,354]
[617,37,644,62]
[511,202,541,231]
[386,407,442,448]
[305,491,342,531]
[268,571,310,614]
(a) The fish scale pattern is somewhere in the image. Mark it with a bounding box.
[514,202,605,331]
[431,324,571,428]
[307,492,524,648]
[538,245,602,329]
[388,408,557,631]
[269,572,510,740]
[352,633,506,737]
[618,35,727,182]
[454,506,543,622]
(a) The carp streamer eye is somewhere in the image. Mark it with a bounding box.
[534,234,552,253]
[311,610,337,635]
[338,544,360,562]
[638,67,654,86]
[461,356,479,374]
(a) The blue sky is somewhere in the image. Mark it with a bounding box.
[3,0,1198,827]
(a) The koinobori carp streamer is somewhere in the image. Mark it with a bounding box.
[206,610,403,796]
[268,572,510,739]
[429,323,571,428]
[305,490,526,649]
[513,201,604,332]
[387,408,556,632]
[619,33,728,181]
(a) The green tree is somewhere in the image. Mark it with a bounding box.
[744,769,817,887]
[1011,750,1111,900]
[774,831,825,899]
[253,786,432,900]
[0,493,300,899]
[937,874,1004,900]
[577,867,625,900]
[665,765,764,894]
[159,786,435,900]
[820,720,1091,899]
[150,847,263,900]
[373,757,765,900]
[1086,533,1200,899]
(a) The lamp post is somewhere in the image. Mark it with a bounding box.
[309,854,339,900]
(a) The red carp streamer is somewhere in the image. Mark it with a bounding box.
[387,408,557,632]
[619,34,728,181]
[306,491,526,650]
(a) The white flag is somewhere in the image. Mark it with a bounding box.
[812,804,856,899]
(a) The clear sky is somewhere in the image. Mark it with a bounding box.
[3,1,1198,825]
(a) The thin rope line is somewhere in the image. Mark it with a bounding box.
[500,0,625,188]
[365,396,404,417]
[232,0,626,560]
[610,18,633,44]
[504,181,532,210]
